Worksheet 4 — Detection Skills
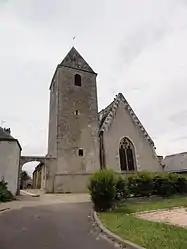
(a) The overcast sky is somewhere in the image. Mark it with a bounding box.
[1,0,187,173]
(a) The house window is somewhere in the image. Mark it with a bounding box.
[74,74,81,86]
[79,149,83,156]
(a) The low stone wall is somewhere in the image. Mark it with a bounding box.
[53,173,92,193]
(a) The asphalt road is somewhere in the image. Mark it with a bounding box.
[0,202,116,249]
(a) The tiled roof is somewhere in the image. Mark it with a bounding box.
[0,127,15,140]
[0,127,22,150]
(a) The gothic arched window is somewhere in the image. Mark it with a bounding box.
[74,74,81,86]
[119,137,136,171]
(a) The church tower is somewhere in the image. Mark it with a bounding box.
[47,47,100,193]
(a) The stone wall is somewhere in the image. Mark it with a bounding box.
[47,77,58,158]
[51,173,91,193]
[55,66,100,174]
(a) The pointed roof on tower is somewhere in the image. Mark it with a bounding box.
[59,47,96,74]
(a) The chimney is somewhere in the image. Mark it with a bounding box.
[4,128,11,134]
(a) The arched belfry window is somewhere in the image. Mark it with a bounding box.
[74,74,81,86]
[119,137,136,171]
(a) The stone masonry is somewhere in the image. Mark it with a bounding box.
[46,47,100,193]
[41,46,162,193]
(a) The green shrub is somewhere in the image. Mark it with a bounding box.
[153,173,176,197]
[88,170,187,210]
[115,175,128,201]
[127,171,154,197]
[175,175,187,194]
[0,180,14,202]
[167,173,187,195]
[88,170,116,211]
[126,172,187,198]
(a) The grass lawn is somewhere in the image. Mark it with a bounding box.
[99,196,187,249]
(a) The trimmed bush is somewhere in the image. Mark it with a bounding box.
[115,175,128,201]
[153,174,176,197]
[88,170,116,211]
[167,174,187,194]
[175,175,187,194]
[0,180,14,202]
[127,171,154,197]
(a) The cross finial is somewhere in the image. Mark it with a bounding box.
[72,36,76,47]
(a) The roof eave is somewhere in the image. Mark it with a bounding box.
[0,138,22,151]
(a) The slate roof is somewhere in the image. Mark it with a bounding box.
[0,127,15,140]
[0,127,22,150]
[33,162,44,174]
[99,93,155,147]
[99,101,114,129]
[59,47,96,74]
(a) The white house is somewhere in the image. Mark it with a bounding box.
[0,127,21,195]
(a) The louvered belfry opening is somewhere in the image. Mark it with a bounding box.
[119,137,135,171]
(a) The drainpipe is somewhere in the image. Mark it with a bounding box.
[99,130,106,170]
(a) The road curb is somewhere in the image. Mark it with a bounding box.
[93,211,145,249]
[21,190,40,197]
[0,207,10,213]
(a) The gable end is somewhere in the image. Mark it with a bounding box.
[99,93,155,148]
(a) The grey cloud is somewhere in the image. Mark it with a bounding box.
[170,136,187,142]
[120,24,173,65]
[169,111,187,126]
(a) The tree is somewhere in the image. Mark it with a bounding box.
[20,170,30,189]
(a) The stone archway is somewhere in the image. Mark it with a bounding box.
[20,156,46,169]
[119,137,136,171]
[17,155,55,194]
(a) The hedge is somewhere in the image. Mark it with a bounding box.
[88,170,187,211]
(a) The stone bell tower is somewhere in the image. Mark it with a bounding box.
[46,47,100,193]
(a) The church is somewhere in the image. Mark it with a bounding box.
[43,47,162,193]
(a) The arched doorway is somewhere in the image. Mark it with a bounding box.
[119,137,136,171]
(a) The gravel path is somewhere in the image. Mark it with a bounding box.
[136,207,187,227]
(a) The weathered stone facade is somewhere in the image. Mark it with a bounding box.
[99,93,161,172]
[44,47,162,193]
[46,47,100,193]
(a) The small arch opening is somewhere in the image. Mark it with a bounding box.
[74,74,82,86]
[75,110,80,115]
[78,149,83,156]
